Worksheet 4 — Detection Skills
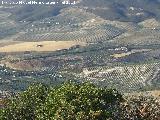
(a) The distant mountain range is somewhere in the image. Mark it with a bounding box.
[1,0,160,22]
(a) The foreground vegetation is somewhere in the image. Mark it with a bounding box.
[0,82,159,120]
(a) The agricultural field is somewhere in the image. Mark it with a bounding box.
[78,62,160,92]
[0,41,86,52]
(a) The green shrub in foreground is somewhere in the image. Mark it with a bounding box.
[0,84,49,120]
[0,82,123,120]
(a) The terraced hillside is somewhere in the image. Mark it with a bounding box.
[0,11,18,39]
[76,62,160,92]
[111,28,160,45]
[13,8,124,43]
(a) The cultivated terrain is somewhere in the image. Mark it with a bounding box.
[0,0,160,104]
